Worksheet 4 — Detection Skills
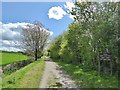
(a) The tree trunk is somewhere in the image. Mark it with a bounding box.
[110,59,112,76]
[98,59,100,75]
[35,47,38,61]
[98,53,101,75]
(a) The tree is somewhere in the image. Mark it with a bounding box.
[70,1,119,75]
[48,1,119,75]
[48,35,62,60]
[22,22,51,60]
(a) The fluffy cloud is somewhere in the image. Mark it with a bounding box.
[0,22,29,51]
[1,22,29,41]
[2,22,28,30]
[1,40,21,48]
[69,14,76,20]
[0,46,21,52]
[1,29,21,41]
[42,28,53,36]
[48,6,66,20]
[48,2,76,20]
[0,22,53,52]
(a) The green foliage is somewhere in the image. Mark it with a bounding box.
[2,56,45,88]
[48,35,62,60]
[57,61,118,88]
[1,52,29,65]
[48,2,119,75]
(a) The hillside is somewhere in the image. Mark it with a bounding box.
[1,51,28,65]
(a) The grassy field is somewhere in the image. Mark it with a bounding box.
[2,56,45,88]
[1,51,28,65]
[56,61,118,88]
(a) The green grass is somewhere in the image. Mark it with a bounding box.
[1,51,28,65]
[56,61,118,88]
[0,78,2,90]
[2,56,45,88]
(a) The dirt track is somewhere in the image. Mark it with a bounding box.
[39,57,79,88]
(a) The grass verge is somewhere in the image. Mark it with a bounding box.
[2,56,45,88]
[56,61,118,88]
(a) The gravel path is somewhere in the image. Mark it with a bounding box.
[39,57,79,88]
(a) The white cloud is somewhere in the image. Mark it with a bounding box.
[1,29,21,41]
[50,31,53,36]
[0,46,21,52]
[69,14,76,20]
[42,28,53,36]
[48,6,66,20]
[1,22,29,41]
[0,22,29,52]
[2,22,29,32]
[0,22,53,52]
[1,40,20,47]
[2,22,29,28]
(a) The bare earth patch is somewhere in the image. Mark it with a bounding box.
[39,57,79,88]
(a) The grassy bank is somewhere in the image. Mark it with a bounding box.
[1,51,29,65]
[56,61,118,88]
[2,56,45,88]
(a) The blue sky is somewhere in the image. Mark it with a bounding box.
[1,2,75,51]
[2,2,74,38]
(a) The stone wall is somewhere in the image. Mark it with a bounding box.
[2,59,34,75]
